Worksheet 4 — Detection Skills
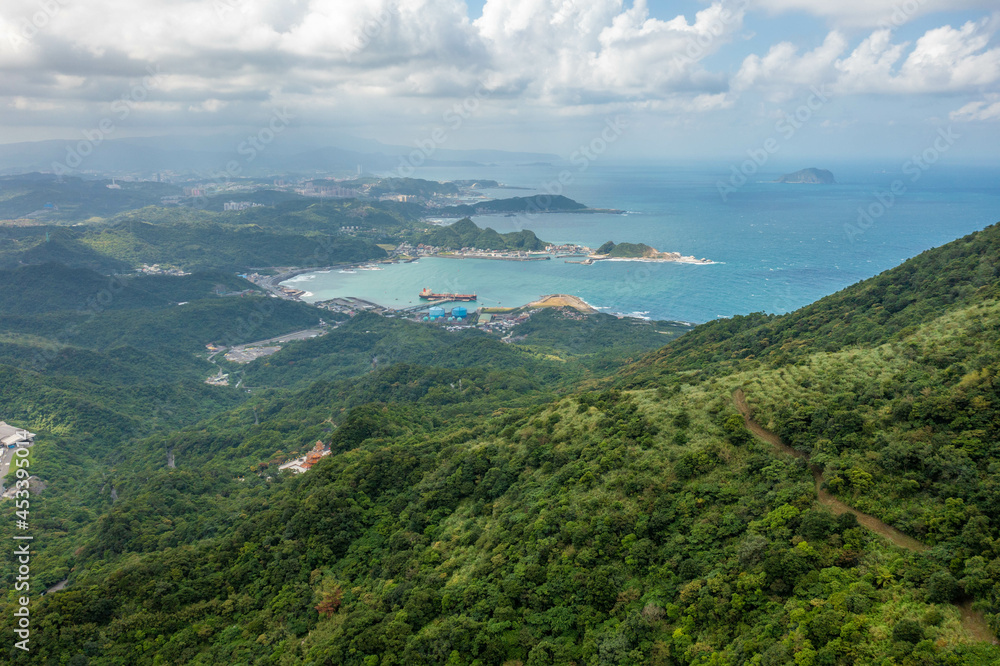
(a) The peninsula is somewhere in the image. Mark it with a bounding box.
[590,241,713,264]
[432,194,623,218]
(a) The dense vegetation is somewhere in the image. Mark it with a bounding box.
[0,177,578,270]
[596,242,660,259]
[435,195,586,218]
[417,218,547,251]
[2,220,1000,665]
[0,174,179,221]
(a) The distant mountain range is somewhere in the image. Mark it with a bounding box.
[0,133,561,177]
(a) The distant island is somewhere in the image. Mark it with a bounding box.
[777,168,835,184]
[591,241,712,264]
[433,194,621,218]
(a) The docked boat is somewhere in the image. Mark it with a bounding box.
[419,287,477,301]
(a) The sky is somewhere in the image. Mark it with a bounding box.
[1,0,999,162]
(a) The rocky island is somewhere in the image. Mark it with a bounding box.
[590,241,712,264]
[777,167,836,184]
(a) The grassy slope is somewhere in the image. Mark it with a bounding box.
[2,223,1000,663]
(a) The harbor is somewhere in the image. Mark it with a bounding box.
[278,250,723,322]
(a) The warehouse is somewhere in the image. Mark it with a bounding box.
[0,422,35,449]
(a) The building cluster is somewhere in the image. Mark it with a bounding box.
[279,441,332,474]
[139,264,191,276]
[223,201,264,211]
[315,297,390,316]
[545,243,592,255]
[296,184,362,198]
[452,247,547,260]
[477,310,535,334]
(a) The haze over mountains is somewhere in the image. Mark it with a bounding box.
[0,133,559,177]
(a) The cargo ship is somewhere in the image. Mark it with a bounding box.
[419,287,477,301]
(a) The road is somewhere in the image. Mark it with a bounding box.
[228,327,330,351]
[0,444,31,494]
[0,445,11,492]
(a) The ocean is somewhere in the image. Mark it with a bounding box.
[283,162,1000,323]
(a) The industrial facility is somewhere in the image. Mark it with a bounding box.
[422,305,469,322]
[0,422,35,449]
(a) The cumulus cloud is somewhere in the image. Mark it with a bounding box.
[0,0,758,133]
[729,17,1000,100]
[732,31,848,99]
[475,0,747,107]
[0,0,997,143]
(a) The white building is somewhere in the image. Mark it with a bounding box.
[0,422,35,449]
[224,201,264,211]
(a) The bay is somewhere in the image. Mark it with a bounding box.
[285,162,1000,323]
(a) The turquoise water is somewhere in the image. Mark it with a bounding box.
[286,163,1000,323]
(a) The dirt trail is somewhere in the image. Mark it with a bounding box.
[734,389,924,551]
[960,601,998,644]
[733,388,997,644]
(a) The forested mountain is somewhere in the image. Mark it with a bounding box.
[2,223,1000,665]
[417,218,547,251]
[433,195,586,218]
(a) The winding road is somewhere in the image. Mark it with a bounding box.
[732,388,997,644]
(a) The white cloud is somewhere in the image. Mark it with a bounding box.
[754,0,997,28]
[475,0,747,108]
[730,18,1000,101]
[732,31,848,100]
[950,94,1000,121]
[0,0,997,144]
[834,18,1000,94]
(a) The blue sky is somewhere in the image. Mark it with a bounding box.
[0,0,998,162]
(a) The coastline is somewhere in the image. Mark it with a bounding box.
[597,256,717,265]
[434,253,551,261]
[430,207,625,219]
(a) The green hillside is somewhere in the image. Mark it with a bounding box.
[434,195,586,218]
[417,217,547,251]
[0,174,179,221]
[2,223,1000,664]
